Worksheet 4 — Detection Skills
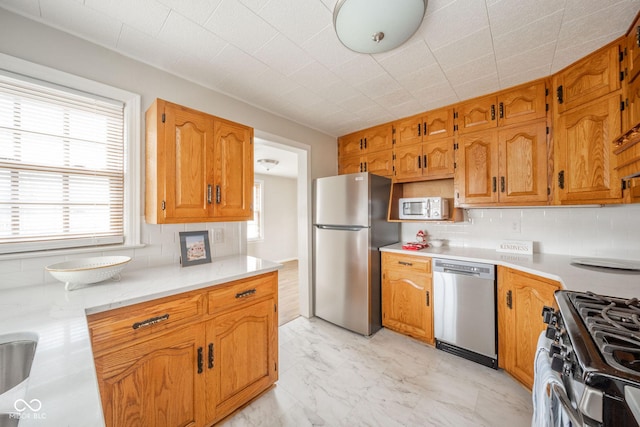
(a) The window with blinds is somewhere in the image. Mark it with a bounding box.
[0,72,125,254]
[247,180,263,241]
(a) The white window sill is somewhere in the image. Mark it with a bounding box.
[0,244,146,261]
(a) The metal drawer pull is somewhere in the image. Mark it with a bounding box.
[208,343,214,369]
[398,261,413,266]
[235,288,257,299]
[132,313,170,330]
[197,347,203,374]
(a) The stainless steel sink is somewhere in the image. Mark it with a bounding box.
[0,338,37,395]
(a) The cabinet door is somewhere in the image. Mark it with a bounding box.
[338,132,363,158]
[94,325,207,427]
[423,138,455,180]
[214,120,253,219]
[394,115,424,147]
[363,123,393,153]
[394,144,423,180]
[338,155,363,175]
[497,267,560,390]
[208,298,278,423]
[366,149,394,177]
[498,121,548,204]
[628,15,640,84]
[555,93,622,203]
[163,102,215,222]
[553,43,621,113]
[424,108,455,141]
[626,73,640,130]
[456,95,497,134]
[498,81,547,127]
[455,130,499,205]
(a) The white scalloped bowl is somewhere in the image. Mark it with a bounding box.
[46,256,131,291]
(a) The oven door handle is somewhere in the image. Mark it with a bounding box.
[550,383,584,426]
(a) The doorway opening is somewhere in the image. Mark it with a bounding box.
[246,133,311,325]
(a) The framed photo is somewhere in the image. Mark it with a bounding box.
[179,230,212,267]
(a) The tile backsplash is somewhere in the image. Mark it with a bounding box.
[0,221,242,290]
[401,204,640,260]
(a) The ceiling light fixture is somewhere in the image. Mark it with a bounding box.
[257,158,279,171]
[333,0,428,54]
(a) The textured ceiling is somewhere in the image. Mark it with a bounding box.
[1,0,639,137]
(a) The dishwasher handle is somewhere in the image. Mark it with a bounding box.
[442,267,481,277]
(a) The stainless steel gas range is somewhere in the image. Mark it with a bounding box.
[534,290,640,426]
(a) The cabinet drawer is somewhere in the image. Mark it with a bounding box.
[208,272,277,315]
[88,291,207,353]
[382,253,431,274]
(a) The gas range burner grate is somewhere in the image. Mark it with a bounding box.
[569,292,640,375]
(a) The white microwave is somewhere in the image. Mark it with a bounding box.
[399,197,449,220]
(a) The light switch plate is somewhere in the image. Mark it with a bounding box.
[496,240,533,255]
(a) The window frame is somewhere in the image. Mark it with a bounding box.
[247,179,264,242]
[0,53,141,257]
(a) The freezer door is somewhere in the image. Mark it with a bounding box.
[314,225,373,335]
[314,172,369,227]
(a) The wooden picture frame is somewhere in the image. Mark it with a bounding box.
[179,230,212,267]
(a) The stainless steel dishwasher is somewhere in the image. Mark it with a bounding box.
[433,258,497,369]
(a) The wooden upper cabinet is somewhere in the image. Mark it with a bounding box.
[553,42,622,113]
[554,93,622,204]
[499,81,547,127]
[394,108,454,146]
[498,121,549,204]
[338,124,393,175]
[337,132,363,158]
[145,99,253,224]
[627,13,640,83]
[366,149,394,177]
[455,130,499,205]
[394,138,454,182]
[213,119,253,220]
[626,74,640,130]
[363,123,393,153]
[456,95,497,134]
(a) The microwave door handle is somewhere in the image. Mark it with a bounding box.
[550,383,584,427]
[426,199,431,218]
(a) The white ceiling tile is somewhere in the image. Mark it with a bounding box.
[396,64,448,92]
[373,88,415,110]
[39,0,122,48]
[0,0,40,16]
[497,42,555,85]
[289,61,341,92]
[254,68,299,97]
[355,73,403,99]
[254,34,314,76]
[552,32,624,73]
[421,0,490,51]
[320,80,361,104]
[84,0,170,36]
[117,24,181,70]
[210,44,269,81]
[415,80,457,105]
[493,10,563,61]
[499,64,550,89]
[156,0,222,25]
[432,27,493,71]
[376,39,437,79]
[453,72,500,101]
[387,99,428,119]
[170,54,229,89]
[301,25,355,70]
[204,0,277,54]
[487,0,565,38]
[333,55,387,86]
[337,93,375,113]
[260,0,331,45]
[237,0,270,13]
[445,53,497,87]
[157,11,227,62]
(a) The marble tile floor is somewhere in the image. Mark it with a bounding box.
[220,316,533,427]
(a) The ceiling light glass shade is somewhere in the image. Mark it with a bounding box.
[257,159,279,171]
[333,0,428,54]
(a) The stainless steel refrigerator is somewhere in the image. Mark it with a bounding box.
[313,172,399,336]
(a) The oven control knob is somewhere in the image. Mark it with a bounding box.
[551,353,564,373]
[549,343,561,357]
[545,325,557,340]
[542,306,556,324]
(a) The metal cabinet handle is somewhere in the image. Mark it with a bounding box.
[132,313,169,330]
[216,185,221,204]
[208,343,214,369]
[506,290,513,309]
[418,155,421,169]
[500,176,505,193]
[197,347,203,374]
[492,176,497,193]
[558,170,565,190]
[235,288,257,299]
[491,104,496,120]
[207,184,212,204]
[398,261,413,266]
[426,290,430,307]
[557,86,564,104]
[423,155,427,169]
[423,122,427,136]
[417,123,421,136]
[499,102,504,119]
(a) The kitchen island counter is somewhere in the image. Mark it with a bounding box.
[0,255,281,427]
[380,244,640,299]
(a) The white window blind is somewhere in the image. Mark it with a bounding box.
[0,72,125,254]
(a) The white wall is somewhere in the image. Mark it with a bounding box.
[0,10,337,289]
[247,174,298,263]
[401,204,640,260]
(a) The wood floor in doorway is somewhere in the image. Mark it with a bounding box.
[278,260,300,326]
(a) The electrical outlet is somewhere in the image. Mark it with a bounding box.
[510,220,521,233]
[213,228,224,243]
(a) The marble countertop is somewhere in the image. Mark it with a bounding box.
[380,244,640,299]
[0,255,281,427]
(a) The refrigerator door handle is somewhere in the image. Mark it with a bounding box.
[316,225,367,231]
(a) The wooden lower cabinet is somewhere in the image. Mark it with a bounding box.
[381,252,433,344]
[497,266,560,390]
[88,272,278,427]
